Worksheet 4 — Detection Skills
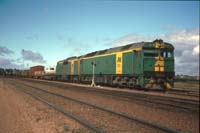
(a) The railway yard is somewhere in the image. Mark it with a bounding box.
[0,78,199,133]
[1,0,199,133]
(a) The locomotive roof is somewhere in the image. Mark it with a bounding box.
[79,42,145,58]
[57,39,174,62]
[67,56,77,60]
[30,65,44,68]
[81,40,174,58]
[57,56,77,64]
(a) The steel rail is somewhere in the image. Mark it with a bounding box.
[21,78,199,111]
[12,80,182,133]
[13,85,105,133]
[100,91,199,111]
[167,89,199,97]
[23,78,199,104]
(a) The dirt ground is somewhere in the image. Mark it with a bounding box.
[0,78,86,133]
[0,78,199,133]
[21,78,199,132]
[174,81,200,90]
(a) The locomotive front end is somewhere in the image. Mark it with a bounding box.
[143,39,175,89]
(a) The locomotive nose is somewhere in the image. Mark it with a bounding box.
[154,54,164,72]
[164,81,172,89]
[145,77,172,90]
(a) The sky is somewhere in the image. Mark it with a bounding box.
[0,0,199,76]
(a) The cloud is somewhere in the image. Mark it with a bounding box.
[112,34,151,46]
[94,37,113,43]
[0,46,14,56]
[164,29,199,46]
[71,43,93,56]
[102,37,113,42]
[57,35,66,41]
[25,34,39,40]
[21,49,46,63]
[111,28,199,76]
[163,29,199,76]
[0,57,23,69]
[60,36,96,57]
[193,45,199,55]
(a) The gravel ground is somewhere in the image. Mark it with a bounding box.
[174,81,199,90]
[16,83,161,133]
[12,78,199,133]
[30,78,199,101]
[0,78,90,133]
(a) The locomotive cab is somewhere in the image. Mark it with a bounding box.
[142,39,175,89]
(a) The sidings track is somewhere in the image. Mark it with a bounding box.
[167,88,199,97]
[20,78,199,112]
[17,87,105,133]
[9,79,181,133]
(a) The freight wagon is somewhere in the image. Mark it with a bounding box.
[43,67,56,80]
[20,70,29,77]
[29,65,44,78]
[56,39,175,89]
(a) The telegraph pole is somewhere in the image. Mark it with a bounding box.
[91,61,96,87]
[22,49,25,69]
[27,63,29,69]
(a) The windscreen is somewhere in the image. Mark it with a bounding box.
[144,49,173,58]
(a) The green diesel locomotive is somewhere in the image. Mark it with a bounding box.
[56,39,175,89]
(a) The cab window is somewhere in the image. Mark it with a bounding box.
[163,51,167,58]
[143,50,159,57]
[161,51,173,58]
[168,51,172,57]
[144,53,158,57]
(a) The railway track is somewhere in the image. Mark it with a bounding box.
[9,79,181,133]
[17,87,104,133]
[167,88,199,97]
[20,78,199,112]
